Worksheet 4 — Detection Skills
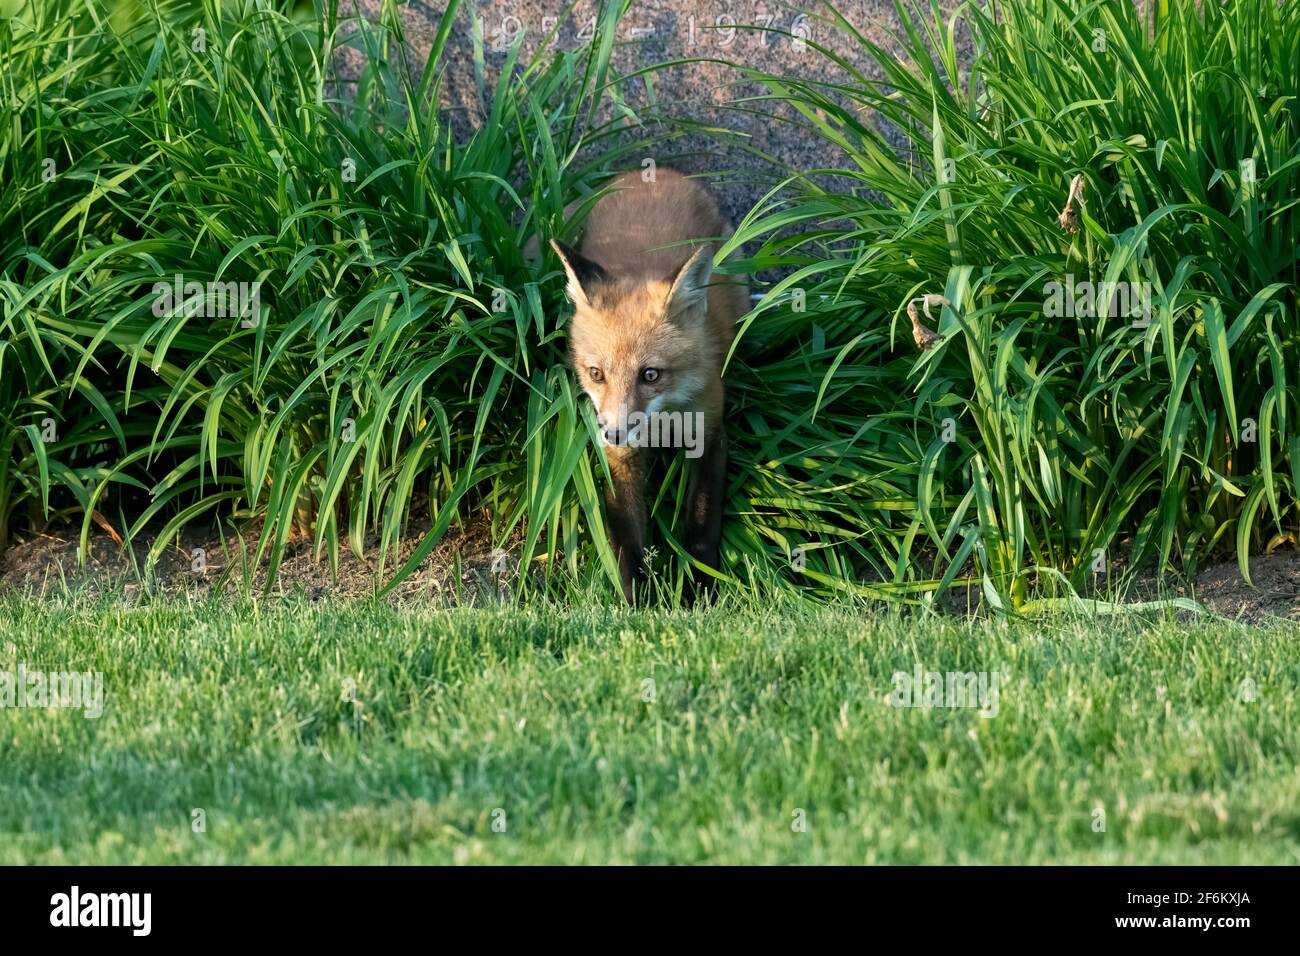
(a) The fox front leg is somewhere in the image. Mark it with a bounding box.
[683,427,727,599]
[604,445,648,604]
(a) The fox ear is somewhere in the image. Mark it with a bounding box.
[550,240,607,308]
[665,245,713,322]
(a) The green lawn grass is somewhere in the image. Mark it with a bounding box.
[1,595,1296,864]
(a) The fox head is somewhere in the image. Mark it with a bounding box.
[551,239,714,448]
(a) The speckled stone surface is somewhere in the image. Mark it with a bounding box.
[350,1,965,226]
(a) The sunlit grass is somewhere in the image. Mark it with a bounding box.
[2,0,1297,611]
[0,0,662,597]
[730,0,1300,607]
[2,594,1297,863]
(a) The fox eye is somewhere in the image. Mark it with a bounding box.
[589,367,604,383]
[641,367,660,384]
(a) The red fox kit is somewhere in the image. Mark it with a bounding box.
[551,169,747,603]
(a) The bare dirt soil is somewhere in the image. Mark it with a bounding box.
[1179,551,1300,623]
[0,521,522,606]
[3,521,1299,622]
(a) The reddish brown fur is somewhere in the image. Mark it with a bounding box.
[551,169,747,602]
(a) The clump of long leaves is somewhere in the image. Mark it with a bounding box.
[6,0,1297,609]
[732,0,1299,608]
[1,0,678,593]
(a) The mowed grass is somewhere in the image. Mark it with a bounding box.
[0,596,1297,864]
